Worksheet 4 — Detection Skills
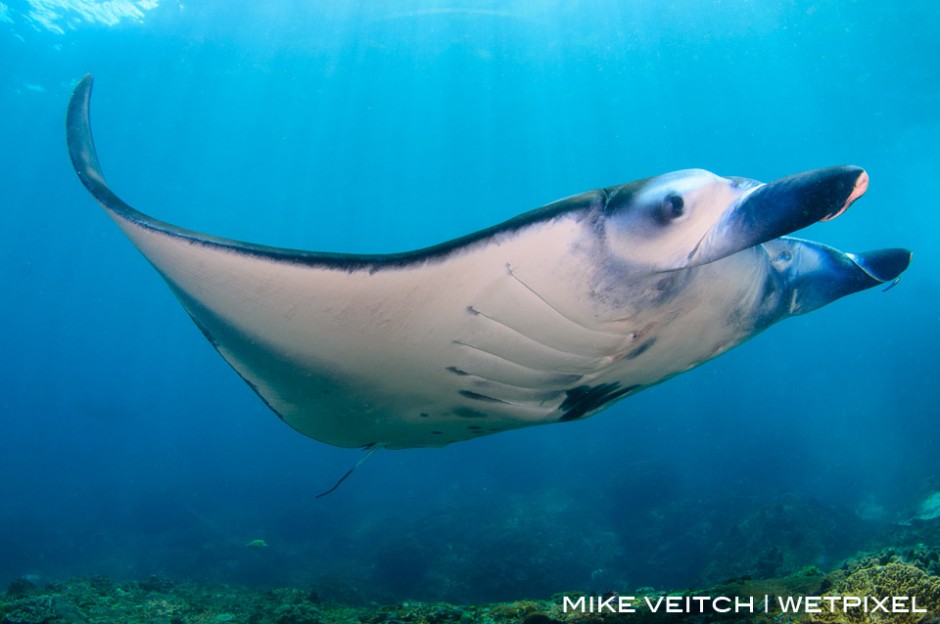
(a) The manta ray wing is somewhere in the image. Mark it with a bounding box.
[66,75,621,449]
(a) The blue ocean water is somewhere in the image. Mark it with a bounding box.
[1,0,938,604]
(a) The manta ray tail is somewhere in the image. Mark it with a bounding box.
[315,445,381,499]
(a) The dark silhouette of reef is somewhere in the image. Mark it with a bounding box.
[3,546,940,624]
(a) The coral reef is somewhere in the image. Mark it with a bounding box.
[806,547,940,624]
[2,548,940,624]
[698,493,876,585]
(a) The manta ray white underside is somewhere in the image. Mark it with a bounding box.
[66,75,911,452]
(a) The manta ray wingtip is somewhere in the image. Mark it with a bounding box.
[66,73,106,193]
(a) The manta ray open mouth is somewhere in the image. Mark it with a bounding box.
[728,166,909,312]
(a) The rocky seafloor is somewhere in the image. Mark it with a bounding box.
[3,546,940,624]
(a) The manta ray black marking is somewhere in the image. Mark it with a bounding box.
[66,74,911,451]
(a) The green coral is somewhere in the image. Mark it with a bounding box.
[3,553,939,624]
[0,597,56,624]
[811,562,940,624]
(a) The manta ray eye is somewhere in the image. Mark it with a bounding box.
[770,249,794,270]
[656,193,685,223]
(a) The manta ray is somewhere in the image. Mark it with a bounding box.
[67,75,911,456]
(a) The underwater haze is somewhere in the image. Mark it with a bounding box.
[1,0,939,604]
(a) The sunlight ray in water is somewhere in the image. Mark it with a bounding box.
[20,0,159,34]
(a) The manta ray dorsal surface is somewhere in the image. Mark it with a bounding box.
[66,75,911,450]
